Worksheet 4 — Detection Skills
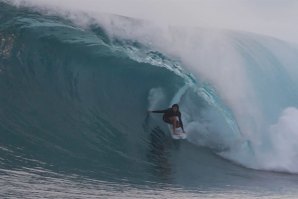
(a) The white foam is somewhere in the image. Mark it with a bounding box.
[261,107,298,172]
[147,88,165,110]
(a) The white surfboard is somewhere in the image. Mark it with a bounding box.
[168,125,187,140]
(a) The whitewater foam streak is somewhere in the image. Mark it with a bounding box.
[148,88,166,110]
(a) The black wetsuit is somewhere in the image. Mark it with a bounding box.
[151,108,184,130]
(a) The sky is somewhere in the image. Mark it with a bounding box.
[5,0,298,43]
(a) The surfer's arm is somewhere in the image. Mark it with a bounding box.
[150,109,167,113]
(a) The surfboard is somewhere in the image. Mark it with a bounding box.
[169,125,187,140]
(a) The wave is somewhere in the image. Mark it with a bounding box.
[1,2,298,183]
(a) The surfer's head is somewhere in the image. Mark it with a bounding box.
[172,104,179,112]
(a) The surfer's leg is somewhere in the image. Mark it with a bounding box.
[163,116,179,135]
[169,116,179,134]
[170,117,180,127]
[163,116,172,124]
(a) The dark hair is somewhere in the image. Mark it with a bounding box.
[172,104,179,109]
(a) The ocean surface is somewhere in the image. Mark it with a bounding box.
[1,2,298,198]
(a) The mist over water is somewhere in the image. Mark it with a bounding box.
[94,18,298,173]
[5,0,298,43]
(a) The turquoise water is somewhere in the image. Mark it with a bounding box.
[1,2,298,198]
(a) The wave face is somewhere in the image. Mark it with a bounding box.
[2,2,298,192]
[0,3,202,184]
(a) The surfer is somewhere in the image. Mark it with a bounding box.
[149,104,185,135]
